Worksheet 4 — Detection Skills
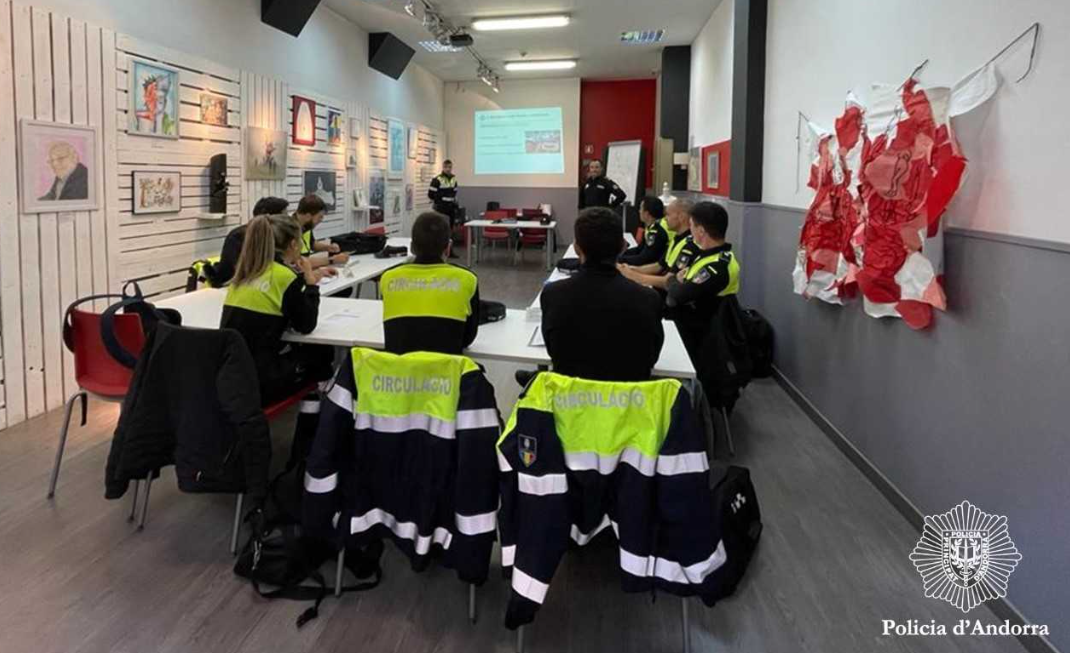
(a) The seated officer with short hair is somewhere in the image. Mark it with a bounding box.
[541,207,664,381]
[664,201,740,361]
[616,198,698,291]
[619,196,670,266]
[381,211,480,355]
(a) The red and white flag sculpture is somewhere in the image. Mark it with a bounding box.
[794,65,998,329]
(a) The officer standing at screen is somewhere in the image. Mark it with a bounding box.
[579,160,627,210]
[429,159,460,258]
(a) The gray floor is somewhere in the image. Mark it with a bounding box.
[0,256,1029,653]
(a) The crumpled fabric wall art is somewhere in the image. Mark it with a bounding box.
[793,64,999,329]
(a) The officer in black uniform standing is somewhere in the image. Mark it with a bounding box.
[578,160,627,210]
[428,159,460,258]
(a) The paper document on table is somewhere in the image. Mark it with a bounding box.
[528,326,545,347]
[322,309,361,326]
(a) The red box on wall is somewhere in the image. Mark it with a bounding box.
[701,140,731,196]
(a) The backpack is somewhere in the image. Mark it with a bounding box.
[702,464,762,605]
[739,309,774,378]
[478,300,506,324]
[697,296,753,411]
[62,281,182,368]
[331,231,388,255]
[233,427,383,628]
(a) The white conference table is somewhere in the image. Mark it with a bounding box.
[464,220,557,271]
[531,233,637,308]
[158,292,696,381]
[316,237,412,296]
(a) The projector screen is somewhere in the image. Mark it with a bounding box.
[474,107,565,175]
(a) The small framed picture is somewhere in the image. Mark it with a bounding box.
[346,149,358,170]
[128,57,181,139]
[407,126,418,159]
[292,95,317,146]
[19,119,100,213]
[349,116,362,139]
[199,93,229,127]
[327,109,344,147]
[132,170,182,214]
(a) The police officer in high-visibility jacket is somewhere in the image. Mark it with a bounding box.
[381,211,480,355]
[615,198,698,292]
[664,201,740,361]
[429,160,461,258]
[619,196,671,266]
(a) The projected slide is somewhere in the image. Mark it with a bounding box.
[474,107,564,175]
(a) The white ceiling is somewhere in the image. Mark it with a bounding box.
[323,0,721,83]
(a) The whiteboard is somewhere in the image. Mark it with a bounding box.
[605,140,642,207]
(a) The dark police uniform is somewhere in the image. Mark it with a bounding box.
[220,259,330,404]
[429,172,460,225]
[620,217,674,266]
[380,260,479,355]
[206,220,314,288]
[578,175,627,210]
[541,260,664,381]
[661,229,699,275]
[665,243,741,361]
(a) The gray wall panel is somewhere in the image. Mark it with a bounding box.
[740,203,1070,650]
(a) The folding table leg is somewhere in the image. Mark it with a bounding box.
[127,479,140,522]
[137,472,153,531]
[335,548,346,598]
[516,626,525,653]
[230,493,244,555]
[468,584,477,624]
[681,597,691,653]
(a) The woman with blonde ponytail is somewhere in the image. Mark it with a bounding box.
[221,214,332,404]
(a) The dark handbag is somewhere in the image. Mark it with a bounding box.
[702,464,762,604]
[332,232,388,255]
[375,245,409,259]
[478,300,506,324]
[739,308,774,378]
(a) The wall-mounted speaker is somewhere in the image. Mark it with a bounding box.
[209,154,229,214]
[369,32,415,80]
[262,0,323,38]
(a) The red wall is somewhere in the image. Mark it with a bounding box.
[580,79,658,192]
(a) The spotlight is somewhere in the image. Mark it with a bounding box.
[404,1,416,17]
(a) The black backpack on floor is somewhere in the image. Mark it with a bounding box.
[702,464,762,605]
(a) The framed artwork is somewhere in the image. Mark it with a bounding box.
[18,120,100,213]
[687,146,702,192]
[404,183,414,212]
[701,140,732,197]
[349,116,362,140]
[199,93,228,127]
[387,119,405,179]
[352,188,365,209]
[389,188,402,216]
[327,110,344,147]
[128,58,180,139]
[346,149,358,170]
[407,126,418,159]
[292,96,317,146]
[303,170,337,212]
[246,128,288,181]
[132,170,182,214]
[369,172,385,224]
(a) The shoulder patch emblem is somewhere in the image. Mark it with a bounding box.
[692,268,712,284]
[519,434,537,467]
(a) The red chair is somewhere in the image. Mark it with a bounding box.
[49,308,146,501]
[482,209,513,258]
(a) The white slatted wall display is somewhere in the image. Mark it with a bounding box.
[285,88,349,239]
[113,36,244,298]
[0,2,119,422]
[241,72,288,219]
[0,5,438,432]
[366,114,395,235]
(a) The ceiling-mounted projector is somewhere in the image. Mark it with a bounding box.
[449,33,474,47]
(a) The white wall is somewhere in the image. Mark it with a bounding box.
[444,78,581,189]
[689,0,734,147]
[34,0,444,129]
[762,0,1070,244]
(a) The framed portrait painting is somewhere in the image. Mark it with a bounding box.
[292,96,317,146]
[18,119,100,213]
[388,119,405,179]
[701,140,731,197]
[132,170,182,214]
[246,127,288,181]
[303,170,337,212]
[128,58,181,139]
